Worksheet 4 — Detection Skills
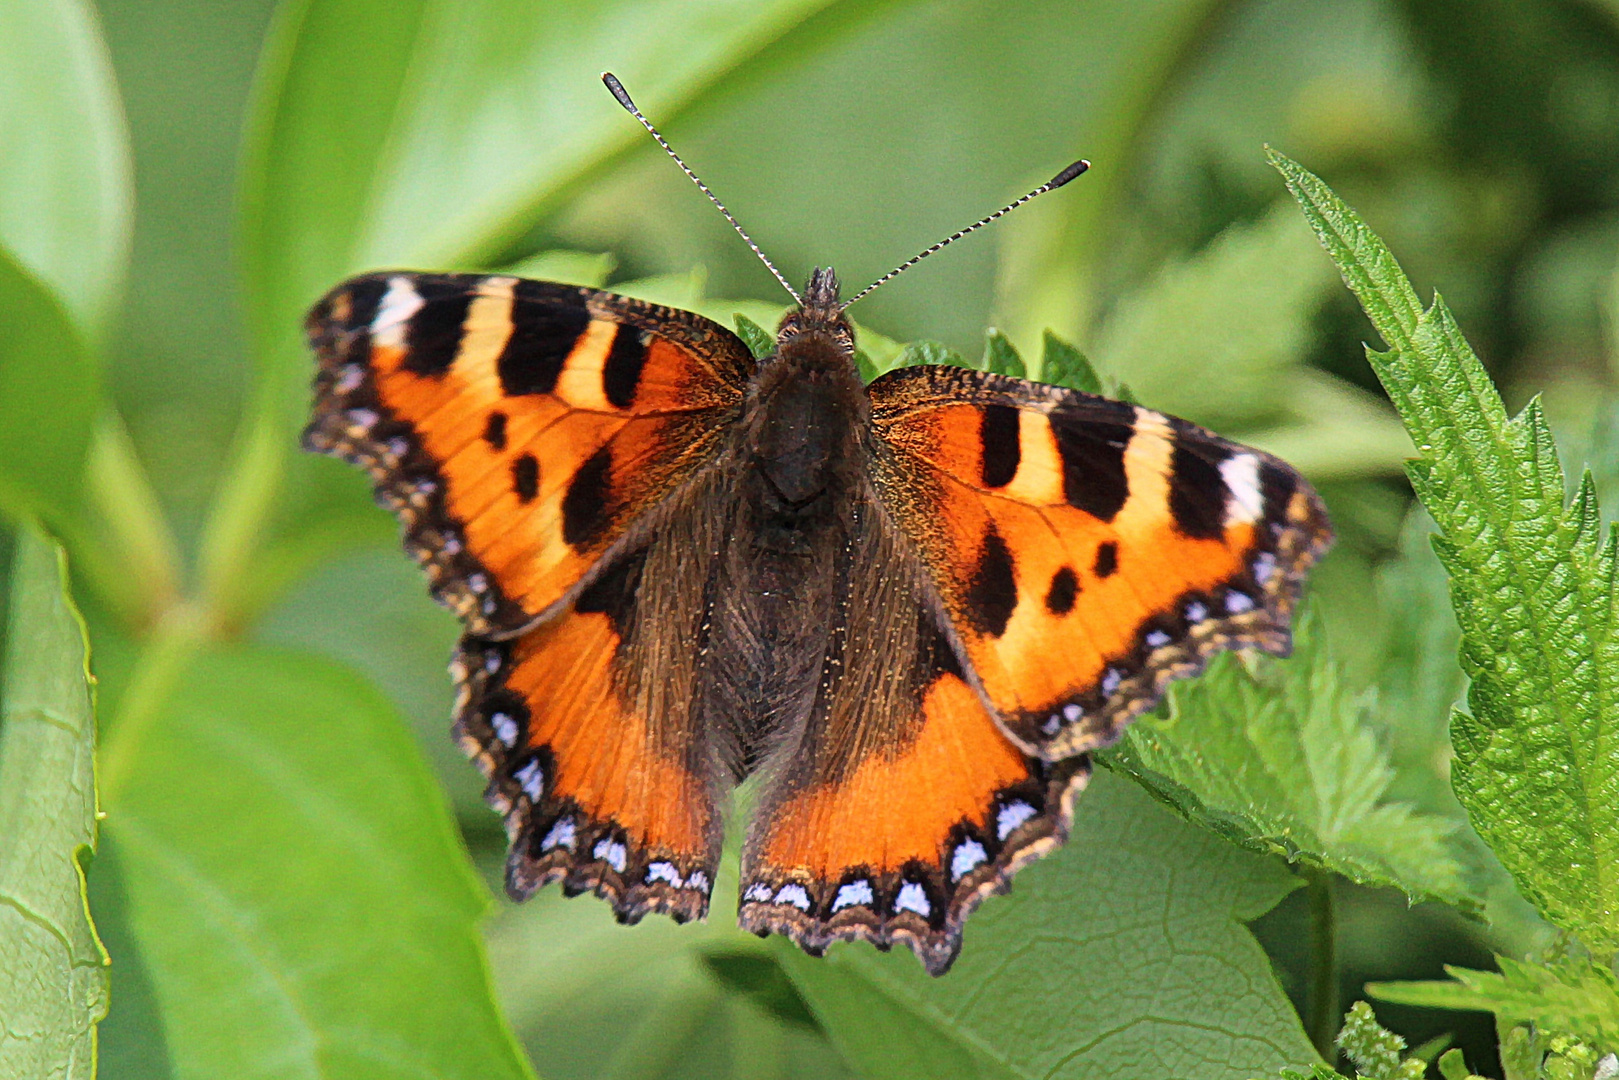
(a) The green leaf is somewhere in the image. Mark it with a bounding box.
[0,526,109,1078]
[0,0,132,339]
[240,0,838,406]
[775,772,1318,1080]
[734,313,775,360]
[0,248,99,529]
[1369,954,1619,1053]
[1090,202,1336,431]
[502,248,617,288]
[1272,149,1619,953]
[1104,613,1478,910]
[487,843,851,1079]
[1039,329,1104,394]
[99,646,533,1079]
[981,328,1025,377]
[891,340,970,371]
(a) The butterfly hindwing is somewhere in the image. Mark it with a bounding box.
[452,466,736,921]
[867,364,1331,758]
[304,271,753,636]
[737,496,1092,975]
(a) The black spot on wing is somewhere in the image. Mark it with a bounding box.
[978,405,1020,488]
[965,523,1017,638]
[1092,541,1117,579]
[512,454,539,503]
[1169,418,1229,540]
[484,411,507,451]
[400,279,477,376]
[1045,566,1078,615]
[562,445,614,548]
[498,280,591,396]
[1052,409,1132,523]
[575,547,648,635]
[602,326,649,409]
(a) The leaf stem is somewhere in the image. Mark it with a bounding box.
[1306,867,1340,1063]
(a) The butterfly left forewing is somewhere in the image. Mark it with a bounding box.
[304,271,751,636]
[867,364,1331,758]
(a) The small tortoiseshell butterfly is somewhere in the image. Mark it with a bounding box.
[303,75,1330,975]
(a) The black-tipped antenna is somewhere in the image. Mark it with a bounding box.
[603,72,801,305]
[841,159,1090,310]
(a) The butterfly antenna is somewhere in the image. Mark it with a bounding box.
[603,72,801,305]
[841,159,1090,311]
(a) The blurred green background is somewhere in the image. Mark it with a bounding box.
[7,0,1619,1076]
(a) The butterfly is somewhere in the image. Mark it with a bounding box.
[301,76,1331,977]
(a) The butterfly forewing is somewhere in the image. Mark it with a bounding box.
[866,364,1331,758]
[303,271,753,636]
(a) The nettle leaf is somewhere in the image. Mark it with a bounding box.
[734,313,775,360]
[0,527,109,1079]
[892,339,970,371]
[1039,329,1104,394]
[1370,954,1619,1054]
[1104,613,1477,910]
[98,646,532,1079]
[981,328,1026,377]
[1273,149,1619,954]
[774,772,1318,1080]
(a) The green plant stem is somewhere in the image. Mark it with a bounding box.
[98,601,209,805]
[1306,868,1340,1063]
[85,411,183,626]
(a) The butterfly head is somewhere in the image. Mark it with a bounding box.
[775,267,854,359]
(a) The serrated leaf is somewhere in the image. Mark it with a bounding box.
[1104,613,1477,910]
[98,646,533,1079]
[0,526,108,1079]
[733,313,774,360]
[1039,329,1104,394]
[1273,149,1619,953]
[981,328,1025,377]
[774,772,1318,1080]
[1370,955,1619,1053]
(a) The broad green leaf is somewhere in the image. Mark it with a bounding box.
[240,0,838,404]
[0,527,108,1079]
[1370,955,1619,1055]
[1273,149,1619,954]
[1090,203,1336,431]
[1105,614,1477,910]
[0,0,132,339]
[981,329,1025,378]
[776,772,1318,1080]
[0,249,99,529]
[99,646,532,1079]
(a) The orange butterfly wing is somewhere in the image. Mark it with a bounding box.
[867,365,1331,756]
[304,272,751,636]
